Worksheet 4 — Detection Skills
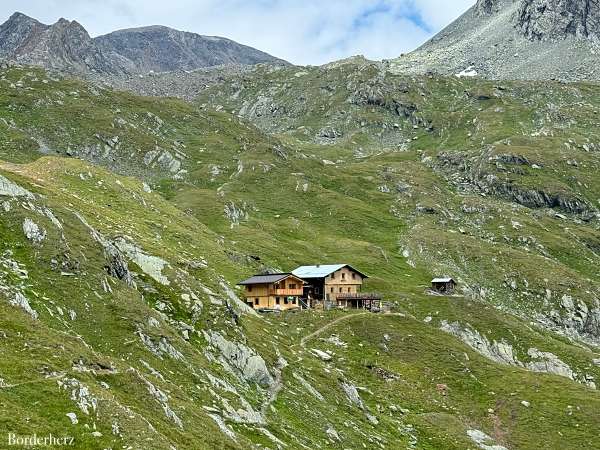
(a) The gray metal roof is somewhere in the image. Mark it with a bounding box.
[292,264,368,279]
[237,273,297,285]
[431,277,455,283]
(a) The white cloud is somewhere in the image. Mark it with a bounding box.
[414,0,476,29]
[0,0,476,65]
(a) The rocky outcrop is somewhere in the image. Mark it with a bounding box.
[132,369,183,429]
[542,296,600,346]
[526,347,574,379]
[436,152,597,217]
[348,80,429,128]
[22,218,45,243]
[440,321,520,366]
[487,181,595,216]
[58,378,98,416]
[224,202,249,228]
[517,0,600,41]
[114,238,170,286]
[73,212,134,286]
[440,321,594,387]
[0,174,34,198]
[137,329,184,360]
[293,373,324,401]
[203,331,274,387]
[218,280,257,316]
[341,382,364,409]
[467,429,508,450]
[9,292,38,320]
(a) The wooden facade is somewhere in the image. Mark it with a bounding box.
[292,264,370,309]
[238,265,381,312]
[324,266,364,302]
[238,273,304,311]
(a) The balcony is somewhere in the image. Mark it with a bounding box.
[335,292,382,301]
[269,288,303,296]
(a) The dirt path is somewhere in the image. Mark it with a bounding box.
[299,312,406,347]
[0,374,65,389]
[300,312,368,347]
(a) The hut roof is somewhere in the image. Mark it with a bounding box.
[237,273,299,285]
[292,264,368,279]
[431,277,455,283]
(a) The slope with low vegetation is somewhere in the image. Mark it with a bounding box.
[0,63,600,449]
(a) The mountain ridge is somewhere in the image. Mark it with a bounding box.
[0,11,287,75]
[391,0,600,81]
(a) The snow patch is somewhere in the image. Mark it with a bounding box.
[456,66,478,78]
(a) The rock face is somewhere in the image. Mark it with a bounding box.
[0,12,286,75]
[203,331,274,387]
[517,0,600,41]
[392,0,600,81]
[476,0,500,15]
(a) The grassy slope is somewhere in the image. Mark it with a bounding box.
[0,65,599,448]
[195,62,600,336]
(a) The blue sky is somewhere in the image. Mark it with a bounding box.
[0,0,475,64]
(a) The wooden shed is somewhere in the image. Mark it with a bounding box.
[431,277,456,294]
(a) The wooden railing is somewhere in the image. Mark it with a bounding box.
[269,288,303,296]
[335,292,382,300]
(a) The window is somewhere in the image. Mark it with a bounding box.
[247,285,252,292]
[254,298,259,306]
[284,298,289,305]
[352,273,356,279]
[276,297,280,305]
[292,298,296,304]
[330,287,334,293]
[331,273,335,279]
[339,287,343,293]
[348,287,351,293]
[289,283,297,289]
[342,273,346,280]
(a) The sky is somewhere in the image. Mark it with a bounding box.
[0,0,475,65]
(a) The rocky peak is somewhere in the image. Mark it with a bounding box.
[0,12,47,56]
[475,0,501,15]
[517,0,600,40]
[48,17,92,45]
[42,18,103,71]
[4,11,41,27]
